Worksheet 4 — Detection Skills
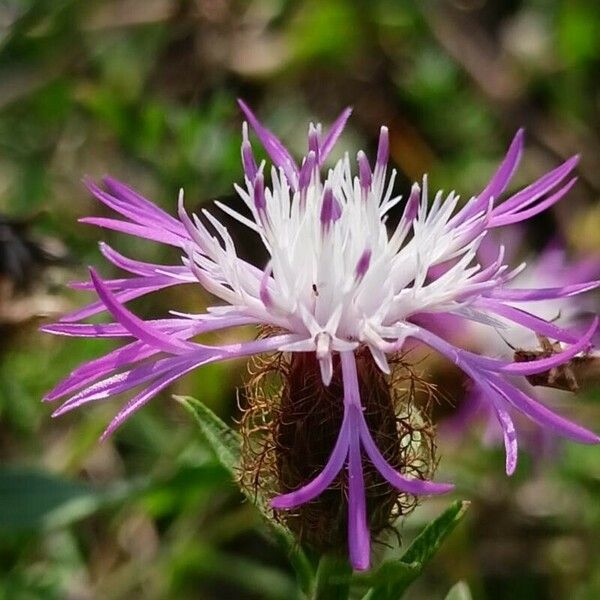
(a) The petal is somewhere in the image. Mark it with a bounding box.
[79,217,184,247]
[358,413,454,495]
[99,359,201,439]
[270,411,350,509]
[320,107,353,163]
[489,281,600,301]
[490,177,577,227]
[476,299,580,344]
[493,155,579,217]
[489,374,600,445]
[476,130,524,210]
[341,351,453,495]
[101,176,186,233]
[59,280,180,323]
[99,242,189,277]
[347,412,370,571]
[237,99,299,181]
[85,179,185,237]
[492,402,518,475]
[89,268,196,355]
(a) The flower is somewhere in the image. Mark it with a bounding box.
[43,101,599,570]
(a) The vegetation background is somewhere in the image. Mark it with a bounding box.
[0,1,598,598]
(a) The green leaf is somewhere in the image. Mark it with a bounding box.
[313,554,352,600]
[356,561,420,598]
[400,500,469,566]
[359,500,469,600]
[444,581,473,600]
[0,467,146,533]
[175,395,314,594]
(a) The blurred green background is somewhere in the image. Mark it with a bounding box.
[0,1,599,598]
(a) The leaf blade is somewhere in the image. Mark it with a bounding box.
[359,500,470,600]
[174,395,314,594]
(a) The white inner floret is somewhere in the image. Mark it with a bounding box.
[183,151,507,383]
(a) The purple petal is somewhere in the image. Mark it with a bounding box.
[489,281,600,301]
[42,322,132,338]
[347,414,370,571]
[79,217,184,247]
[320,186,342,228]
[490,177,577,227]
[493,155,579,217]
[89,268,195,355]
[253,172,266,212]
[455,130,523,225]
[86,179,186,237]
[52,354,194,415]
[489,374,600,444]
[340,350,453,495]
[476,299,580,344]
[270,412,350,509]
[99,243,189,278]
[53,334,294,416]
[237,99,299,181]
[492,402,518,475]
[60,281,178,323]
[101,177,185,233]
[308,123,320,163]
[46,328,281,403]
[358,413,454,495]
[100,359,201,439]
[401,183,420,224]
[409,325,508,372]
[44,341,154,402]
[320,107,352,163]
[71,274,188,292]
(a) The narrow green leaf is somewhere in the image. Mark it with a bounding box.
[359,500,469,600]
[400,500,469,567]
[175,395,314,594]
[312,554,352,600]
[445,581,473,600]
[357,562,419,599]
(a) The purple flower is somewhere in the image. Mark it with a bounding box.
[43,103,599,570]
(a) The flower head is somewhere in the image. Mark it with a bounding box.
[43,102,599,570]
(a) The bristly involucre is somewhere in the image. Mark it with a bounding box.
[43,100,599,570]
[240,347,437,554]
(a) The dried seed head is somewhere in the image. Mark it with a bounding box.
[240,343,437,554]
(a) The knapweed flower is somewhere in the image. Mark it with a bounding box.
[43,102,599,570]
